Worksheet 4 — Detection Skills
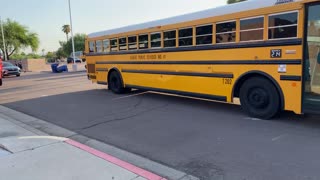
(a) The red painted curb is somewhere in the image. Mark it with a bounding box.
[65,139,166,180]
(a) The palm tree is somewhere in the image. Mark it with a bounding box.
[227,0,246,4]
[62,25,71,41]
[41,49,45,56]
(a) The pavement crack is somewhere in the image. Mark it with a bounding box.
[14,141,62,154]
[78,103,169,132]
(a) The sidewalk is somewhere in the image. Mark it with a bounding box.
[0,113,165,180]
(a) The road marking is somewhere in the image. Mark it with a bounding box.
[19,136,68,141]
[244,117,263,121]
[150,91,232,105]
[112,92,149,100]
[306,98,320,102]
[272,134,287,142]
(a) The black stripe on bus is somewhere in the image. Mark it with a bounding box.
[87,38,302,56]
[122,69,234,78]
[97,60,301,65]
[96,68,109,72]
[125,84,227,102]
[280,75,301,81]
[97,81,108,85]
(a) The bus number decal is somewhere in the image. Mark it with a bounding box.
[271,49,282,58]
[223,78,232,85]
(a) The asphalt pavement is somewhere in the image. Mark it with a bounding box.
[1,72,320,180]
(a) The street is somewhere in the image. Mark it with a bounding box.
[1,72,320,180]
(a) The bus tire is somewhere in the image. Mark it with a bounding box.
[239,77,280,119]
[108,71,125,94]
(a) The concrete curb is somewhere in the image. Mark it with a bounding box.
[0,105,199,180]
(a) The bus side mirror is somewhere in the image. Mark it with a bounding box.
[317,53,320,64]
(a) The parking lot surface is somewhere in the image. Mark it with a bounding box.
[1,72,320,180]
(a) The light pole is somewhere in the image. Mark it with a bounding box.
[0,16,7,61]
[68,0,77,71]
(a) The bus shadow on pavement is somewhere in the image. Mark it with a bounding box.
[3,88,320,130]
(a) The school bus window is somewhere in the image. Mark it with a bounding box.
[119,37,127,51]
[128,36,137,50]
[89,41,95,52]
[268,12,298,39]
[196,24,213,45]
[110,39,118,51]
[179,27,193,47]
[164,30,176,48]
[151,33,161,48]
[139,34,148,49]
[216,21,236,43]
[103,39,110,52]
[240,17,264,41]
[96,40,103,53]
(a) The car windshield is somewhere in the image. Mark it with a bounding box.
[3,62,14,67]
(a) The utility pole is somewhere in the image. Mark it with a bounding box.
[0,16,7,61]
[68,0,77,71]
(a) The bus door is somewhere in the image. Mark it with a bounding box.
[304,2,320,113]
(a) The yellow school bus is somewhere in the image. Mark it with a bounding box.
[85,0,320,119]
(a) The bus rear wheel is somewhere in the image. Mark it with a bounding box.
[239,77,280,119]
[108,71,126,94]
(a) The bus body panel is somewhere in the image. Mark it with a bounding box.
[87,42,303,114]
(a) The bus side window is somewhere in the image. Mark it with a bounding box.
[103,39,110,52]
[268,12,298,39]
[119,37,127,51]
[151,33,161,48]
[139,34,149,49]
[128,36,137,50]
[164,30,176,47]
[96,40,103,53]
[216,21,236,43]
[110,39,118,51]
[240,17,264,42]
[89,41,95,52]
[179,27,193,47]
[196,24,213,45]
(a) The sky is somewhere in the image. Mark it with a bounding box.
[1,0,226,54]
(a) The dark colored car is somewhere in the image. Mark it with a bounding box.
[2,62,21,77]
[67,57,82,64]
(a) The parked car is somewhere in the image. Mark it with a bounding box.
[67,57,82,64]
[70,51,86,62]
[2,62,21,77]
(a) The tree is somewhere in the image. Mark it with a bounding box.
[45,51,55,59]
[227,0,246,4]
[0,19,39,60]
[56,47,67,59]
[10,52,41,60]
[61,33,86,56]
[54,33,85,59]
[62,25,71,41]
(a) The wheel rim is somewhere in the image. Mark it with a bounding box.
[247,87,269,109]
